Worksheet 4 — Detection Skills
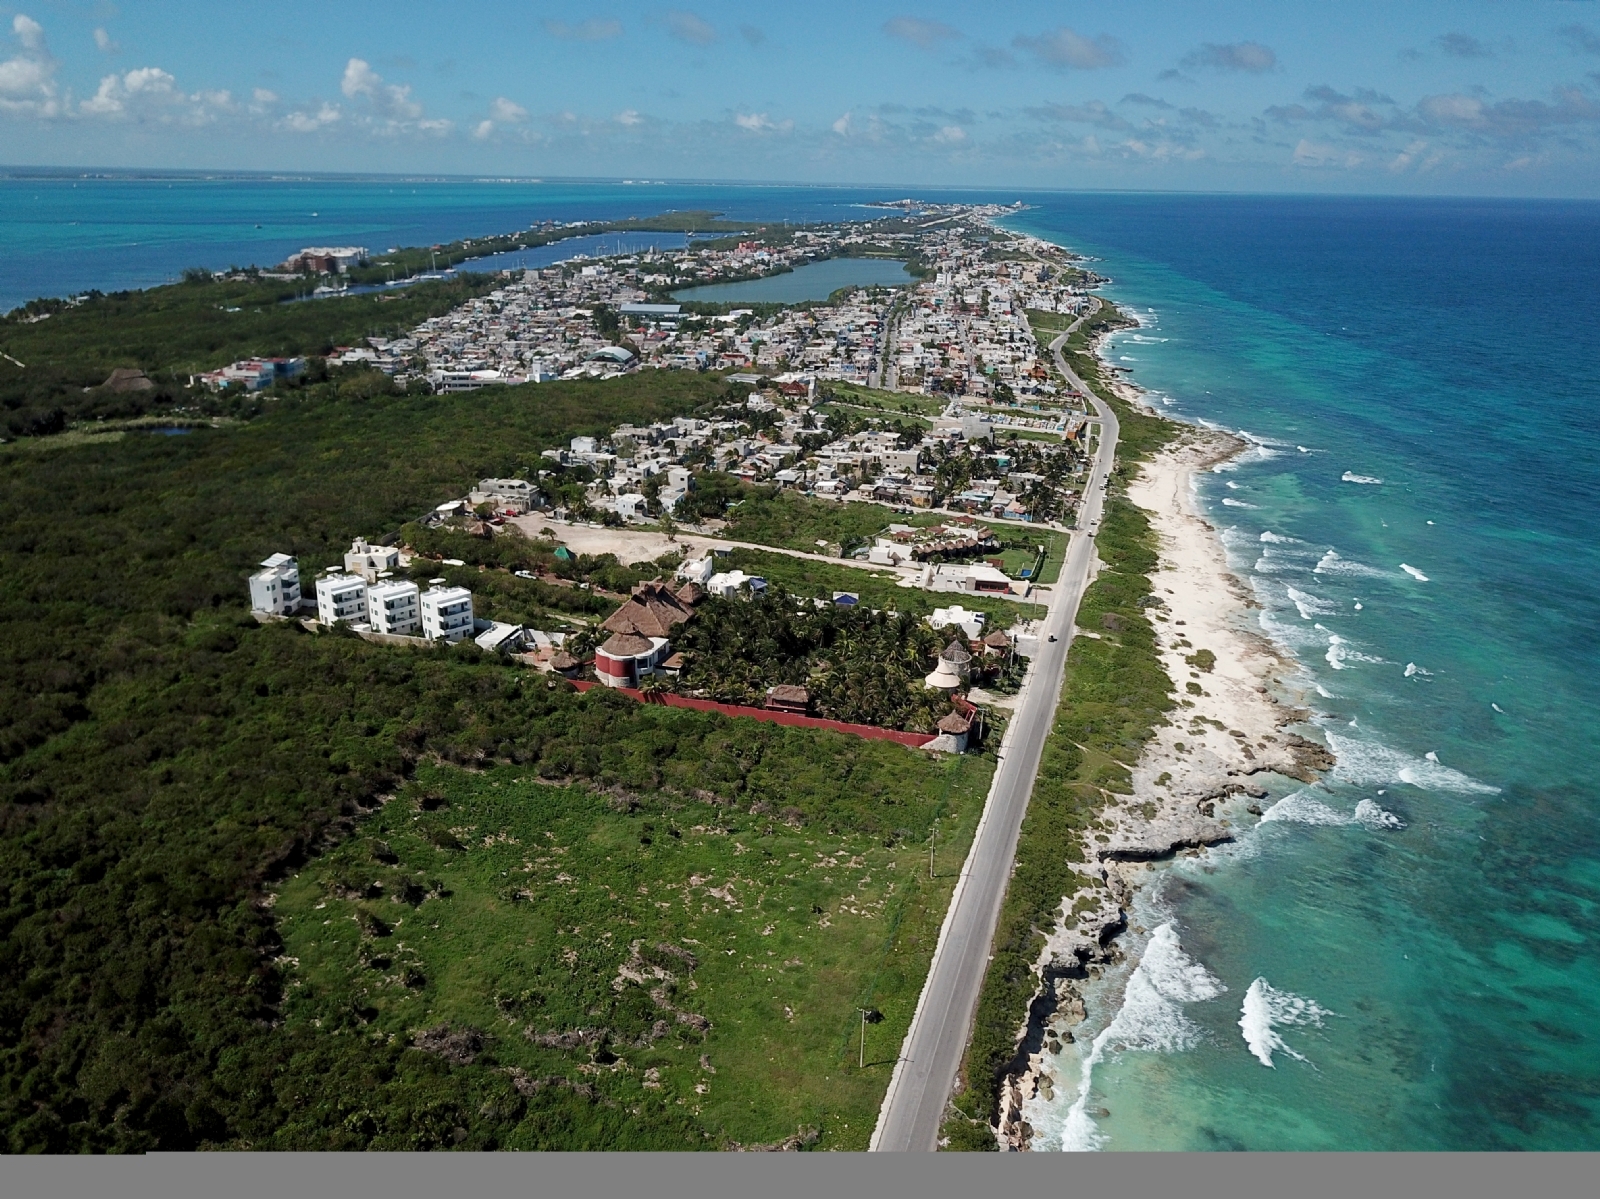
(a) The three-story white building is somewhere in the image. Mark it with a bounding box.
[249,553,303,616]
[315,574,369,625]
[420,584,474,642]
[366,580,421,636]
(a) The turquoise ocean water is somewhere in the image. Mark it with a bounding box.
[1002,195,1600,1151]
[4,178,1597,1149]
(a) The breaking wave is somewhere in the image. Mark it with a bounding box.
[1239,979,1336,1067]
[1322,630,1386,670]
[1286,586,1337,619]
[1399,563,1430,581]
[1057,924,1224,1151]
[1315,550,1391,580]
[1261,789,1405,830]
[1222,497,1259,508]
[1341,472,1383,484]
[1324,731,1500,794]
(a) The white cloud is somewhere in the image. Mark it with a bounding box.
[616,108,643,126]
[252,88,278,106]
[93,27,118,54]
[832,111,853,135]
[932,124,967,144]
[666,11,717,46]
[77,66,234,125]
[490,96,527,123]
[13,14,44,52]
[341,57,422,120]
[734,111,791,133]
[472,118,494,140]
[0,13,60,116]
[282,102,342,132]
[1014,27,1125,70]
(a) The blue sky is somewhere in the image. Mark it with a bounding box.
[4,2,1600,194]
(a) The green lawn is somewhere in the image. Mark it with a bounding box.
[276,747,992,1149]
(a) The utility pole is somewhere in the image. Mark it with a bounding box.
[858,1008,884,1068]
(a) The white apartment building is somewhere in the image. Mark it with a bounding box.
[366,580,421,636]
[344,537,400,582]
[420,585,475,642]
[249,553,302,616]
[316,574,369,625]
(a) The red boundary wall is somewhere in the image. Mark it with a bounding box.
[569,680,936,748]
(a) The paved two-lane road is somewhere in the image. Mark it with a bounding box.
[871,322,1119,1151]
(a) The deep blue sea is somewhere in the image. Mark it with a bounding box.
[4,177,1596,1150]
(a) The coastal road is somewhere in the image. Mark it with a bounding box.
[870,319,1119,1152]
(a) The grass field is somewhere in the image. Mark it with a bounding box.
[275,746,993,1149]
[720,491,938,556]
[824,383,947,418]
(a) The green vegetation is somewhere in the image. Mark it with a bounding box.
[0,274,499,437]
[719,489,931,556]
[675,591,1011,730]
[718,548,1045,625]
[274,748,990,1149]
[821,383,947,419]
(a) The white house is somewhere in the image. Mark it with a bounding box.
[249,553,302,616]
[930,605,986,640]
[677,557,714,586]
[474,478,537,513]
[706,569,765,598]
[366,580,421,636]
[473,621,526,654]
[315,574,369,625]
[344,537,400,582]
[421,585,475,642]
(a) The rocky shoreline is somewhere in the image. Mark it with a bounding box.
[993,342,1333,1152]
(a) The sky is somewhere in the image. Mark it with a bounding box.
[4,2,1600,195]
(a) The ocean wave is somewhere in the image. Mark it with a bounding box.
[1262,789,1405,830]
[1314,550,1390,580]
[1239,979,1335,1068]
[1057,924,1224,1151]
[1222,498,1259,509]
[1123,334,1169,344]
[1399,563,1429,582]
[1324,731,1500,794]
[1322,631,1386,670]
[1259,530,1305,545]
[1258,610,1330,651]
[1403,662,1432,678]
[1286,586,1338,619]
[1341,472,1383,485]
